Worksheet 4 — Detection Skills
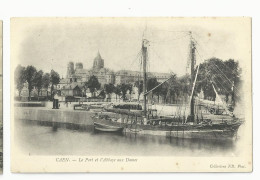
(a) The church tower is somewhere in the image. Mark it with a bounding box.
[66,62,74,78]
[93,51,104,71]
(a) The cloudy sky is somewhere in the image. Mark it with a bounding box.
[11,18,251,78]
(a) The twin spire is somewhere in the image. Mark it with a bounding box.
[93,50,104,70]
[95,50,102,60]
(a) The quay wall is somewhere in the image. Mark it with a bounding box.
[15,107,95,126]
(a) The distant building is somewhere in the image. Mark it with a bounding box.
[66,61,75,78]
[60,84,82,97]
[114,70,171,85]
[61,52,115,87]
[115,70,141,85]
[57,51,171,97]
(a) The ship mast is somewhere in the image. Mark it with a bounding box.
[142,39,148,118]
[189,32,196,123]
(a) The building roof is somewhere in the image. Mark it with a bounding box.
[91,67,114,75]
[70,74,81,78]
[95,51,102,61]
[115,70,141,76]
[148,72,171,78]
[58,81,85,90]
[114,70,170,79]
[75,68,90,75]
[61,83,83,90]
[59,78,70,84]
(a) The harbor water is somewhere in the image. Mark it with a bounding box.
[15,118,244,157]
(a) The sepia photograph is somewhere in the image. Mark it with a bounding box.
[11,17,252,172]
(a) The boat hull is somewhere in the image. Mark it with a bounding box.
[125,128,239,140]
[93,117,241,140]
[126,122,241,140]
[94,122,124,133]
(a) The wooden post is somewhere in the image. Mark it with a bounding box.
[142,39,148,118]
[190,32,196,123]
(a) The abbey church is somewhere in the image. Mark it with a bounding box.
[66,51,115,85]
[57,51,170,97]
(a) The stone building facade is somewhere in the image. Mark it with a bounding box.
[57,51,171,96]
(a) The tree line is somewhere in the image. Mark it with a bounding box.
[103,83,133,101]
[132,58,241,105]
[101,75,189,104]
[145,58,241,105]
[14,65,60,100]
[195,58,241,105]
[15,58,241,104]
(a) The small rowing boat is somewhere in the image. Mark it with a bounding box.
[94,122,124,133]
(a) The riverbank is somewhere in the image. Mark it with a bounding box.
[15,107,96,130]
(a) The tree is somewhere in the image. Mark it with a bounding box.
[195,61,216,100]
[34,70,43,98]
[50,69,60,99]
[98,90,106,99]
[14,65,26,97]
[147,77,159,102]
[114,84,122,101]
[166,74,178,103]
[160,83,169,103]
[104,83,115,99]
[120,83,129,100]
[127,84,133,101]
[195,58,241,105]
[81,85,87,97]
[25,65,37,100]
[134,80,143,101]
[85,75,100,97]
[224,59,241,105]
[147,78,159,91]
[154,83,162,103]
[179,74,190,93]
[42,73,50,98]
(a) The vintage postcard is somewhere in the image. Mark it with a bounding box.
[11,17,252,172]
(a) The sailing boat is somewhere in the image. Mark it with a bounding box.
[92,32,242,140]
[196,84,234,115]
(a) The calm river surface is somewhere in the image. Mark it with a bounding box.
[15,119,243,157]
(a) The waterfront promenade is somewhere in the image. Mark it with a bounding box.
[14,101,182,131]
[14,100,237,131]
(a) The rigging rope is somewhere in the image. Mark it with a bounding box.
[208,64,240,96]
[193,34,239,76]
[149,46,174,73]
[126,49,142,71]
[207,65,234,88]
[192,35,240,92]
[210,61,239,91]
[211,75,240,97]
[194,43,240,97]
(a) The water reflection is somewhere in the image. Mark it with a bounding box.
[15,119,239,157]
